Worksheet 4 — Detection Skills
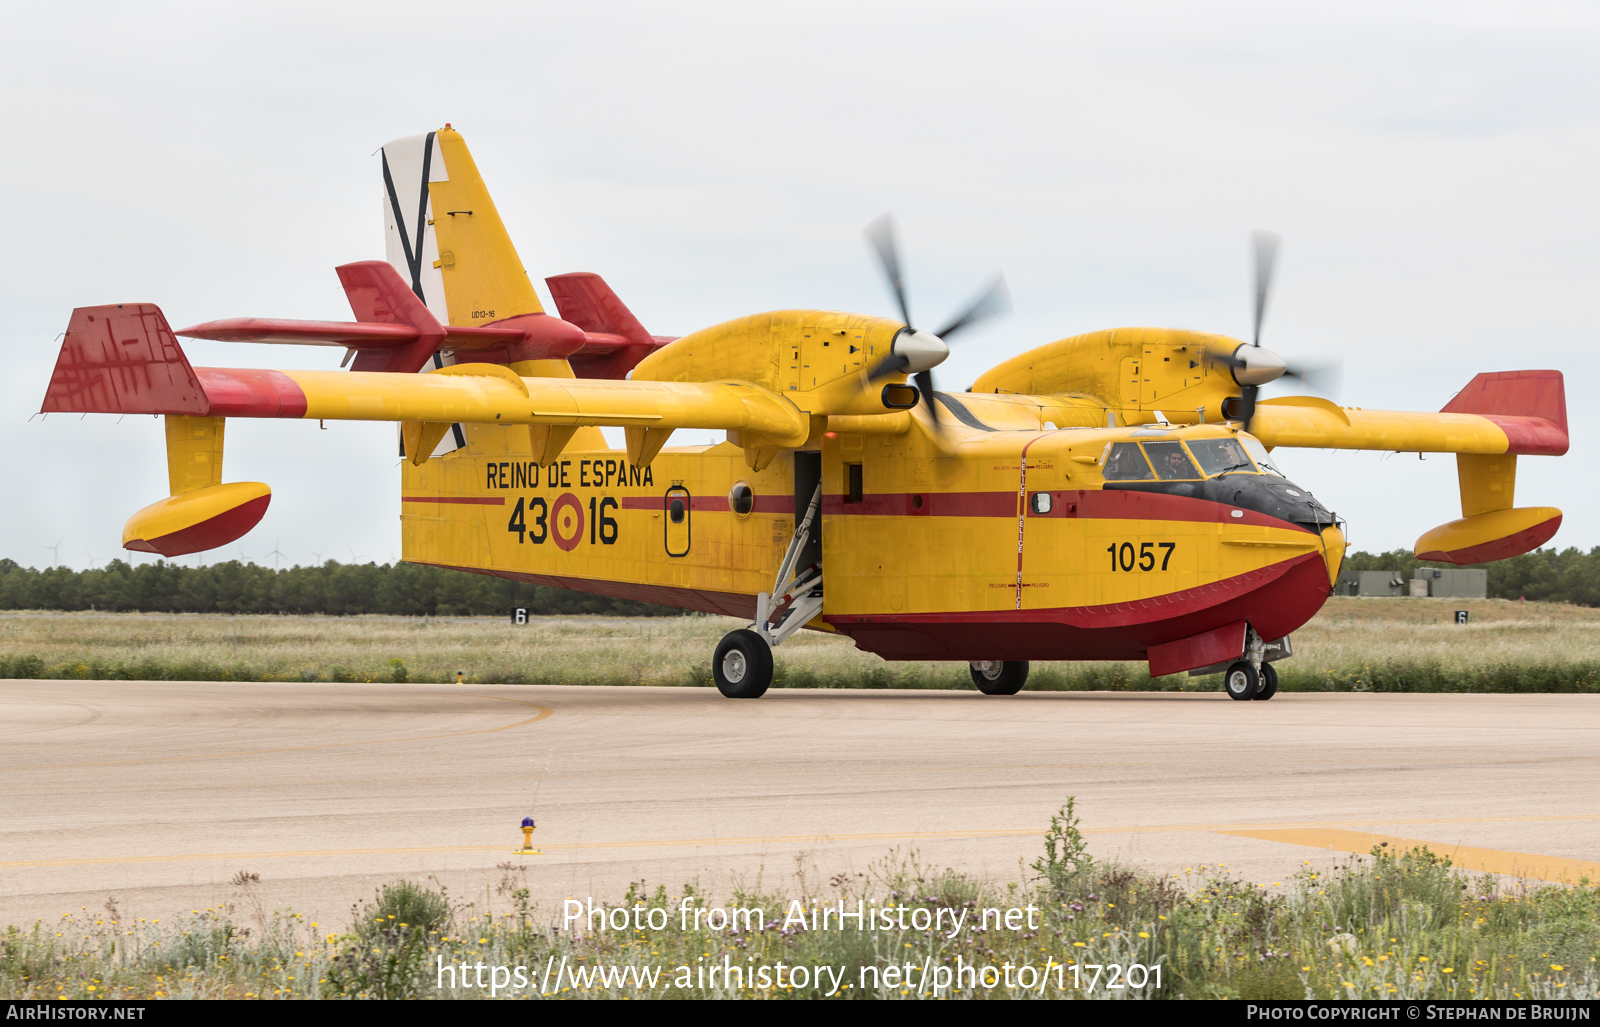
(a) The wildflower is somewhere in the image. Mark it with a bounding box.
[1139,932,1149,938]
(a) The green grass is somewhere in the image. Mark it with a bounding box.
[3,598,1600,692]
[3,804,1596,1000]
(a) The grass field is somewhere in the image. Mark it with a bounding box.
[3,806,1596,1000]
[1,597,1598,692]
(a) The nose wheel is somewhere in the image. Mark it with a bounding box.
[1224,661,1260,700]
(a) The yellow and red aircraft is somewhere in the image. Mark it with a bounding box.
[41,126,1568,701]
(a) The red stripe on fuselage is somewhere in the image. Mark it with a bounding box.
[402,496,506,505]
[618,496,793,513]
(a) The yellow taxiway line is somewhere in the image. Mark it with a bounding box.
[6,694,554,772]
[1218,827,1600,883]
[5,814,1598,874]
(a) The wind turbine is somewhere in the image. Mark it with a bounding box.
[42,539,62,568]
[267,538,288,570]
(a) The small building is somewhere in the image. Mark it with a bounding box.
[1411,568,1488,599]
[1335,571,1406,597]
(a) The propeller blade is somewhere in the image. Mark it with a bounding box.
[1237,383,1259,432]
[933,274,1011,341]
[864,214,912,328]
[1281,360,1343,400]
[1251,229,1280,348]
[866,352,912,383]
[914,369,945,437]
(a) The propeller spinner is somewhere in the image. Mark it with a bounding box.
[862,214,1010,433]
[1217,230,1341,432]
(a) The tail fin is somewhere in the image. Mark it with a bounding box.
[379,126,543,327]
[546,272,676,379]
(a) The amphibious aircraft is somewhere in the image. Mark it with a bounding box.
[41,126,1568,701]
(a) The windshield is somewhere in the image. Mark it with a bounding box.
[1102,442,1154,481]
[1142,441,1202,481]
[1238,434,1283,476]
[1188,437,1257,476]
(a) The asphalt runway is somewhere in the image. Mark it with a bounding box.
[2,682,1597,929]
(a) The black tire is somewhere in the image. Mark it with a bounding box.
[713,629,773,698]
[1224,661,1260,701]
[970,660,1029,696]
[1254,662,1279,700]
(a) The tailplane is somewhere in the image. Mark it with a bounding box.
[546,272,677,379]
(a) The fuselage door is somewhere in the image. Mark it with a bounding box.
[665,486,691,557]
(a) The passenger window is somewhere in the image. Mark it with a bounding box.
[1101,442,1154,481]
[1143,441,1202,480]
[1187,438,1257,477]
[669,498,686,523]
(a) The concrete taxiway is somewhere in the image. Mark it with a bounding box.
[1,682,1596,928]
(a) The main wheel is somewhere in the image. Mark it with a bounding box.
[1224,661,1260,701]
[970,660,1029,696]
[713,629,773,698]
[1254,662,1279,700]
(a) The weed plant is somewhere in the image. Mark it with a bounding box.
[3,805,1596,1000]
[3,599,1600,692]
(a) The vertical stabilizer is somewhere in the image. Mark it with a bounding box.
[381,126,544,327]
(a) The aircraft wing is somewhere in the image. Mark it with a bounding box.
[1249,372,1567,456]
[41,303,810,444]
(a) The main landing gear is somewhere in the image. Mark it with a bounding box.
[970,661,1029,695]
[712,485,823,699]
[1225,627,1284,700]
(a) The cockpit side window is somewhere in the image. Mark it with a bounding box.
[1102,442,1154,481]
[1239,435,1283,476]
[1143,441,1203,481]
[1188,438,1257,477]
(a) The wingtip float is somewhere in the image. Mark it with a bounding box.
[39,125,1570,699]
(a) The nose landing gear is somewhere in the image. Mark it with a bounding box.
[1225,626,1286,700]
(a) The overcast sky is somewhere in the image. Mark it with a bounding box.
[4,1,1596,571]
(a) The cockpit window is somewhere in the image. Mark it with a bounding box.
[1188,437,1257,477]
[1143,441,1202,481]
[1238,435,1283,476]
[1102,442,1154,481]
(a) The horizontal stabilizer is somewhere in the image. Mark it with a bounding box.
[546,272,677,379]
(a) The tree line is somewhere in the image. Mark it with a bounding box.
[0,546,1596,616]
[0,558,678,617]
[1337,547,1600,606]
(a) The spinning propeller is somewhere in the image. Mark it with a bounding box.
[1213,230,1341,431]
[862,215,1010,433]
